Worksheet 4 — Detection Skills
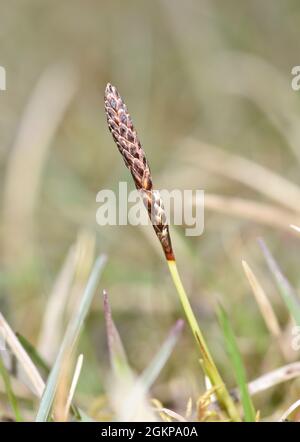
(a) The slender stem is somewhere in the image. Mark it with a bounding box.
[167,259,241,422]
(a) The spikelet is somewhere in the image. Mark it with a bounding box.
[104,83,174,261]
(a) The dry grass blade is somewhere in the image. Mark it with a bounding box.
[182,139,300,214]
[63,354,83,421]
[53,354,71,421]
[38,231,95,364]
[0,313,45,398]
[233,362,300,399]
[202,194,300,234]
[185,397,193,419]
[279,399,300,422]
[151,399,172,422]
[242,261,282,342]
[258,238,300,326]
[211,52,300,165]
[38,245,77,363]
[153,406,187,422]
[210,361,300,413]
[2,63,78,266]
[65,230,96,319]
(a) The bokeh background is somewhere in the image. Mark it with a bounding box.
[1,0,300,420]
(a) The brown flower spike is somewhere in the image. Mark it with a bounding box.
[104,83,175,261]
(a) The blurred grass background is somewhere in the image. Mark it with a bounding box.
[1,0,300,420]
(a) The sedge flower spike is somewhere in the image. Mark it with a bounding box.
[104,83,175,261]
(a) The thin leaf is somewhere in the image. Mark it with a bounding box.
[210,361,300,409]
[17,333,83,421]
[63,354,84,421]
[258,238,300,325]
[16,333,50,374]
[139,319,184,389]
[217,304,255,422]
[103,289,133,380]
[242,260,281,338]
[37,244,77,364]
[279,399,300,421]
[35,254,107,422]
[167,259,241,422]
[0,313,45,397]
[0,357,22,421]
[2,63,78,265]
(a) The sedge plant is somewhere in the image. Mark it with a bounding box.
[104,83,240,421]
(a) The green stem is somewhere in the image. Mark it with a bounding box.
[167,259,241,422]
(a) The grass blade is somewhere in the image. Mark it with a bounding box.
[16,333,82,420]
[217,304,256,422]
[35,254,107,422]
[103,289,133,380]
[37,244,77,364]
[2,63,78,265]
[16,333,50,374]
[258,238,300,326]
[168,260,241,421]
[202,194,299,234]
[139,319,183,389]
[279,399,300,421]
[242,260,281,337]
[0,357,22,421]
[0,313,45,397]
[63,354,83,420]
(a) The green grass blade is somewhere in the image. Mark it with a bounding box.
[35,254,107,422]
[167,260,241,421]
[258,238,300,326]
[217,304,256,422]
[17,332,80,419]
[139,319,184,389]
[17,333,50,374]
[0,357,23,421]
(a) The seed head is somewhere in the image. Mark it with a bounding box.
[104,83,175,261]
[104,83,152,191]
